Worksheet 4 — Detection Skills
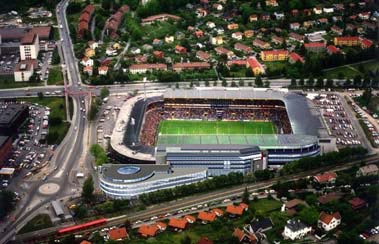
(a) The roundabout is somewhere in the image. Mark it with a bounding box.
[38,183,60,195]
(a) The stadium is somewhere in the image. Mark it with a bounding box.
[110,88,328,175]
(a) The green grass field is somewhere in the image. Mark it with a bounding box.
[158,120,276,135]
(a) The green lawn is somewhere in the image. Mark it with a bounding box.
[17,97,69,145]
[0,75,43,89]
[47,67,63,85]
[18,214,53,234]
[158,120,276,135]
[323,59,379,79]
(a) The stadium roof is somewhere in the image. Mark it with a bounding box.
[164,88,323,136]
[157,134,318,150]
[99,164,206,184]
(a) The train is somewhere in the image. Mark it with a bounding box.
[56,218,108,236]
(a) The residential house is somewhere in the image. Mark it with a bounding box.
[290,22,300,31]
[142,44,153,51]
[80,241,91,244]
[274,12,285,20]
[216,27,224,35]
[210,36,223,45]
[196,8,208,18]
[288,52,305,64]
[289,32,304,42]
[318,212,341,231]
[83,65,93,76]
[334,36,360,46]
[349,197,367,210]
[138,222,166,238]
[253,39,271,49]
[318,18,328,25]
[313,6,323,15]
[105,47,117,56]
[265,0,278,7]
[172,62,211,72]
[175,45,187,54]
[303,20,315,29]
[248,217,273,233]
[318,192,343,205]
[232,32,243,40]
[233,228,258,243]
[244,30,254,38]
[88,40,98,49]
[291,9,299,16]
[108,227,128,241]
[206,21,216,29]
[331,25,343,35]
[333,3,344,11]
[283,198,304,216]
[194,30,204,38]
[211,208,224,217]
[346,24,357,31]
[85,48,95,58]
[175,31,185,40]
[141,14,181,25]
[130,47,141,54]
[304,42,326,53]
[104,5,129,39]
[323,7,334,14]
[165,35,174,44]
[184,215,196,224]
[261,13,271,21]
[129,63,167,74]
[261,50,288,61]
[198,211,216,223]
[327,45,340,55]
[98,66,108,75]
[214,47,234,59]
[213,3,223,11]
[356,164,378,177]
[303,9,312,16]
[197,237,213,244]
[227,59,247,68]
[283,219,312,240]
[361,39,373,49]
[226,203,248,216]
[234,43,252,54]
[77,5,95,38]
[153,51,164,59]
[362,21,376,31]
[306,31,326,42]
[249,15,258,22]
[196,51,210,61]
[246,57,265,76]
[332,16,343,22]
[168,218,188,230]
[314,172,337,184]
[227,23,239,30]
[134,55,148,63]
[80,57,93,67]
[358,12,370,20]
[272,35,284,45]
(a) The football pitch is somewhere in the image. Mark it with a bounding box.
[158,120,276,135]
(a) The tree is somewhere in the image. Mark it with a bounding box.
[238,80,245,87]
[222,79,228,87]
[307,76,315,87]
[181,235,192,244]
[213,80,218,86]
[242,187,250,204]
[316,77,324,88]
[298,206,319,225]
[37,92,44,100]
[100,87,110,100]
[74,204,88,218]
[90,144,108,165]
[175,82,180,89]
[290,78,297,87]
[88,102,99,121]
[205,80,210,87]
[326,78,334,88]
[299,77,304,86]
[82,175,94,202]
[0,190,16,220]
[52,48,60,65]
[255,76,263,87]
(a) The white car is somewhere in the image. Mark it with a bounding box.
[150,216,158,221]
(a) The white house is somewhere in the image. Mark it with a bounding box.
[80,57,94,67]
[88,41,99,50]
[318,212,341,232]
[206,21,216,29]
[323,7,334,13]
[231,32,243,40]
[20,32,39,60]
[283,219,312,240]
[106,47,117,56]
[98,66,109,75]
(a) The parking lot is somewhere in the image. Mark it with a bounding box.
[351,102,379,146]
[0,54,19,74]
[96,94,130,149]
[1,101,54,189]
[38,51,53,82]
[312,94,361,146]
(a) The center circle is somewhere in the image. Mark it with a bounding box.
[117,166,140,175]
[39,183,60,195]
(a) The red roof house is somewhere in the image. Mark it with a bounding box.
[168,218,188,230]
[108,227,128,241]
[314,172,337,184]
[349,197,367,210]
[198,211,216,223]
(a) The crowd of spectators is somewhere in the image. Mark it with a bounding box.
[139,99,292,146]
